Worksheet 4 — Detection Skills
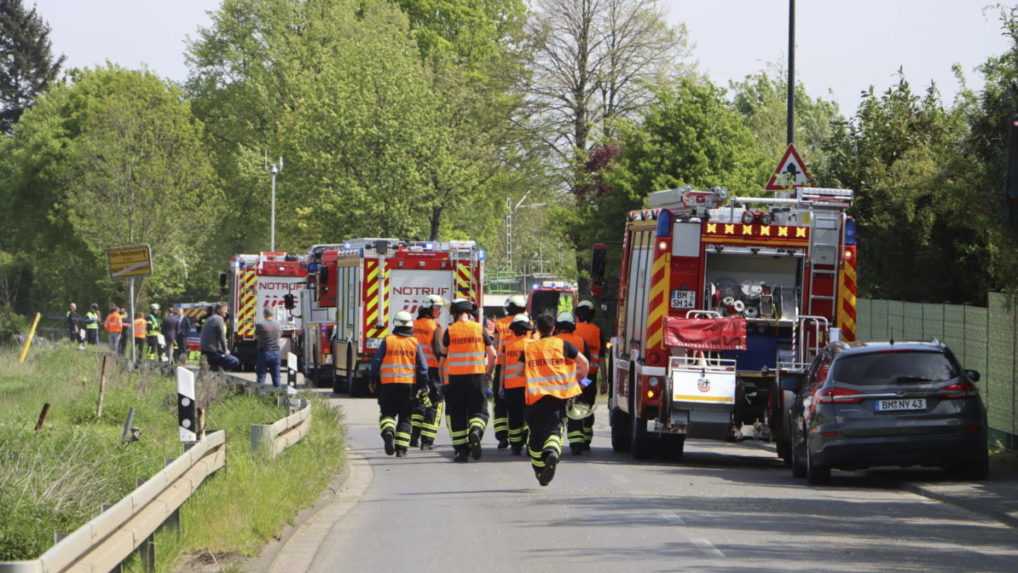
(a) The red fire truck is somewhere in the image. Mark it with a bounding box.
[221,252,307,369]
[298,244,344,386]
[309,239,485,395]
[603,186,857,460]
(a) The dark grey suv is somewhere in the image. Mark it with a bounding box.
[789,341,988,484]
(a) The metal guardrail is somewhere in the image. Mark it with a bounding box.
[251,400,312,459]
[0,431,227,573]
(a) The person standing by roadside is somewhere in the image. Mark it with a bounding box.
[66,302,81,345]
[83,303,101,346]
[146,303,162,361]
[176,309,193,363]
[162,306,181,364]
[201,303,240,371]
[118,308,130,355]
[255,308,282,387]
[133,313,147,362]
[104,305,123,353]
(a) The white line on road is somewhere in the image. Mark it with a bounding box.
[693,537,726,558]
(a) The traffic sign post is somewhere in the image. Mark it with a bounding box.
[766,144,813,191]
[107,244,154,366]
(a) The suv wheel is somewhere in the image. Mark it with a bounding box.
[806,443,830,485]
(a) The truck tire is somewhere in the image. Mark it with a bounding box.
[791,433,807,478]
[610,408,631,452]
[663,434,685,462]
[631,412,653,459]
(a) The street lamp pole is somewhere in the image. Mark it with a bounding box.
[269,157,283,251]
[787,0,796,146]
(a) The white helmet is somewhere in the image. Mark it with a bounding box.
[393,311,413,328]
[556,311,575,325]
[505,295,527,310]
[510,313,531,327]
[420,295,445,309]
[576,300,594,310]
[451,298,474,313]
[150,303,160,311]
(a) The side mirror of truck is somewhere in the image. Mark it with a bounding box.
[283,293,296,310]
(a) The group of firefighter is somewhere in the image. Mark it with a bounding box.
[370,295,603,486]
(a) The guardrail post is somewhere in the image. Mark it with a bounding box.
[140,534,155,573]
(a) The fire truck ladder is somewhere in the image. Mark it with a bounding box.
[806,209,842,317]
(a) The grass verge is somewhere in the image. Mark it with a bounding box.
[0,343,344,571]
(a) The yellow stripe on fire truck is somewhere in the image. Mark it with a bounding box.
[364,259,391,339]
[837,246,858,342]
[237,270,257,338]
[454,261,476,302]
[645,243,671,349]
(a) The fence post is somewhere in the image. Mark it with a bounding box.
[251,424,273,458]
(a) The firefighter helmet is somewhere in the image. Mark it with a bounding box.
[511,313,531,328]
[420,294,445,309]
[451,298,474,314]
[505,295,527,311]
[394,311,413,328]
[576,300,594,310]
[556,311,575,325]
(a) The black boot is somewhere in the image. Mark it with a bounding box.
[468,429,483,460]
[410,428,420,448]
[382,431,395,456]
[453,448,470,463]
[570,444,584,456]
[420,439,433,451]
[395,446,408,458]
[511,444,523,456]
[497,436,510,449]
[538,450,559,486]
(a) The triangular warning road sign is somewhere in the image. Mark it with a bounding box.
[766,144,813,190]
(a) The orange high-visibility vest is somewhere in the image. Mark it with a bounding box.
[104,312,123,334]
[494,315,514,365]
[501,333,529,390]
[555,332,586,358]
[524,337,581,406]
[380,335,418,384]
[413,317,439,368]
[446,320,486,376]
[133,318,147,340]
[575,321,602,374]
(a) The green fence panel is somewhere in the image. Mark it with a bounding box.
[987,293,1016,437]
[856,298,872,340]
[942,305,966,363]
[869,299,890,340]
[922,304,944,341]
[887,300,906,340]
[903,303,924,340]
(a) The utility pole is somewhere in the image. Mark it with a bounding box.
[786,0,796,146]
[269,157,283,251]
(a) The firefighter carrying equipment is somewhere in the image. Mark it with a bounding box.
[524,337,582,406]
[446,320,486,376]
[380,334,418,384]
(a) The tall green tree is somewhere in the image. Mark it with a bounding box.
[0,66,222,309]
[0,0,64,133]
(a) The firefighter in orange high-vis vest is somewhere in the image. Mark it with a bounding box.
[572,302,603,453]
[521,314,589,486]
[500,313,533,456]
[554,312,591,455]
[410,295,445,450]
[370,311,430,458]
[442,298,496,463]
[492,295,527,449]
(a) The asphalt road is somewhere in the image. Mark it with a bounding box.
[307,397,1018,573]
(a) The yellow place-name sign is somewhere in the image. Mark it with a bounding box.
[107,244,153,279]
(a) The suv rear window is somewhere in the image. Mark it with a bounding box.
[832,351,959,386]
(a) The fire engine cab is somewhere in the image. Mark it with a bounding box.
[222,252,307,369]
[312,239,485,395]
[606,186,857,460]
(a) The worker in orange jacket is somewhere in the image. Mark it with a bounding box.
[491,295,527,449]
[104,306,123,353]
[370,311,429,457]
[499,313,533,455]
[521,314,588,486]
[442,299,496,463]
[572,300,603,453]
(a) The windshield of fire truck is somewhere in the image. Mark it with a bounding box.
[530,291,573,320]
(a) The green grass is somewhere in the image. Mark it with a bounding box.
[0,343,345,571]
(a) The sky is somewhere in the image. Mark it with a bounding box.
[32,0,1014,116]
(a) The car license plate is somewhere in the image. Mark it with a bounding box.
[876,398,926,412]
